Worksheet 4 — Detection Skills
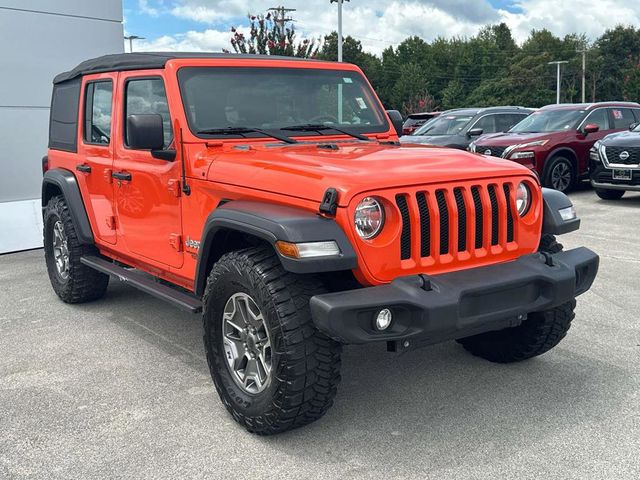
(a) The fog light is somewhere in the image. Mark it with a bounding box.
[375,308,392,330]
[559,205,576,221]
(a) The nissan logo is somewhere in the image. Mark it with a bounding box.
[484,149,492,155]
[619,151,630,161]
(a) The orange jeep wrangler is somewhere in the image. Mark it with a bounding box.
[42,53,599,435]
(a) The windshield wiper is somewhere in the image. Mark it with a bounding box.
[280,124,373,142]
[196,126,297,144]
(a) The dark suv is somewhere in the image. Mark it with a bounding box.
[471,102,640,192]
[590,121,640,199]
[402,111,441,135]
[401,106,532,149]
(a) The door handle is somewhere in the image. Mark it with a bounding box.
[112,171,132,181]
[76,164,92,173]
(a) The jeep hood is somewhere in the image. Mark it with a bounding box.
[206,142,535,206]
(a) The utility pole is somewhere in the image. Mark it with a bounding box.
[268,6,296,37]
[548,60,569,104]
[330,0,350,62]
[124,35,144,53]
[576,47,587,103]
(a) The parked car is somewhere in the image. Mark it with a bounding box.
[590,121,640,199]
[42,53,598,435]
[401,106,533,150]
[470,102,640,192]
[402,111,441,135]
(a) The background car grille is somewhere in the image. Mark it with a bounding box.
[394,182,517,262]
[478,145,507,158]
[605,146,640,165]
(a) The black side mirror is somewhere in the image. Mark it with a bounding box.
[467,127,483,137]
[127,114,165,150]
[629,123,638,131]
[386,110,404,137]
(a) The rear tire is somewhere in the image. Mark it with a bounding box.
[203,246,341,435]
[43,195,109,303]
[595,188,625,200]
[544,156,575,193]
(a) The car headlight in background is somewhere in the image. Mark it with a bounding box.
[510,151,535,160]
[516,182,531,216]
[590,140,603,162]
[506,139,548,159]
[354,197,385,239]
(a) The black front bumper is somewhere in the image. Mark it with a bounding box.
[310,248,598,347]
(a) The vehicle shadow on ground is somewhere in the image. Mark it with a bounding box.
[89,281,630,474]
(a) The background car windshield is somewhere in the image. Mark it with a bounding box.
[178,67,387,135]
[413,114,474,135]
[510,109,584,133]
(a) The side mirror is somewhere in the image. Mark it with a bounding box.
[127,114,165,150]
[467,127,483,137]
[582,123,599,135]
[629,122,638,131]
[386,110,404,137]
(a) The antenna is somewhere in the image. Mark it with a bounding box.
[179,128,191,196]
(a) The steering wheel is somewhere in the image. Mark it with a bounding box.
[308,114,339,124]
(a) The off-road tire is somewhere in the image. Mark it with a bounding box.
[43,195,109,303]
[595,188,625,200]
[202,246,342,435]
[544,156,575,193]
[457,233,575,363]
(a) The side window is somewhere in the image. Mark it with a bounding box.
[84,81,113,145]
[585,108,609,130]
[632,109,640,122]
[610,108,636,130]
[473,114,497,133]
[125,78,173,148]
[497,114,526,132]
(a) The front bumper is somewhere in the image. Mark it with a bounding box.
[590,160,640,191]
[310,247,598,347]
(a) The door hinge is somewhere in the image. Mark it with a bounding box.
[169,233,182,251]
[168,179,181,197]
[105,216,116,229]
[104,168,113,184]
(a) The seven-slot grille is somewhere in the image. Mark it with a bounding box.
[395,182,516,262]
[605,146,640,166]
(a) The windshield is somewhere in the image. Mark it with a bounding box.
[510,109,584,133]
[413,113,474,136]
[177,67,388,138]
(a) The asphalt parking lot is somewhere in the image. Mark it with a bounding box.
[1,187,639,479]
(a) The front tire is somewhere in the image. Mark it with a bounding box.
[544,156,575,193]
[595,188,625,200]
[203,246,341,435]
[43,195,109,303]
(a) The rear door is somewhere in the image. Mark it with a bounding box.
[609,107,637,131]
[112,72,183,268]
[77,74,117,245]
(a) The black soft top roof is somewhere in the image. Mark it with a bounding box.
[53,52,325,84]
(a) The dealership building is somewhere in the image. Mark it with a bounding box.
[0,1,123,253]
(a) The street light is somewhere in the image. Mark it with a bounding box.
[124,35,145,53]
[548,60,568,104]
[330,0,349,62]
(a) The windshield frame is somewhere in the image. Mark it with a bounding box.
[176,65,390,141]
[509,108,585,134]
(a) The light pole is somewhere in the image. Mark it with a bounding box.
[330,0,349,62]
[548,60,568,104]
[124,35,145,53]
[576,47,587,103]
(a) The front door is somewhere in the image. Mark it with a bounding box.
[113,72,183,268]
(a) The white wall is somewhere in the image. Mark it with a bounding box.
[0,1,123,252]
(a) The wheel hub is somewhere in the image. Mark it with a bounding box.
[52,220,70,280]
[222,293,272,394]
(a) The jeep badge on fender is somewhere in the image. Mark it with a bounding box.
[42,53,599,435]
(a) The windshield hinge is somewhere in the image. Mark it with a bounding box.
[319,187,339,216]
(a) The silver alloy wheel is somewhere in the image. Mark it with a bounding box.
[551,161,571,192]
[52,220,70,280]
[222,292,272,394]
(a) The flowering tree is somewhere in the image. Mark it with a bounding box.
[228,13,319,58]
[401,91,437,117]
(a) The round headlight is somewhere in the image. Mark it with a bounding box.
[516,182,531,216]
[354,197,385,239]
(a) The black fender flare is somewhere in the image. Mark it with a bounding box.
[42,168,94,244]
[194,201,358,296]
[541,187,580,235]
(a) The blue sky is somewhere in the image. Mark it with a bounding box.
[121,1,639,55]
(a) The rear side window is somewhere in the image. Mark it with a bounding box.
[497,114,528,132]
[84,81,113,145]
[609,108,635,130]
[584,108,609,130]
[125,78,173,148]
[473,114,497,133]
[49,78,81,152]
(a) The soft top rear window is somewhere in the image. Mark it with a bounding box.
[49,78,81,152]
[177,67,388,138]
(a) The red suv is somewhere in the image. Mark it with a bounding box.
[470,102,640,192]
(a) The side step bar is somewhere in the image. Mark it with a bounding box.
[80,256,202,313]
